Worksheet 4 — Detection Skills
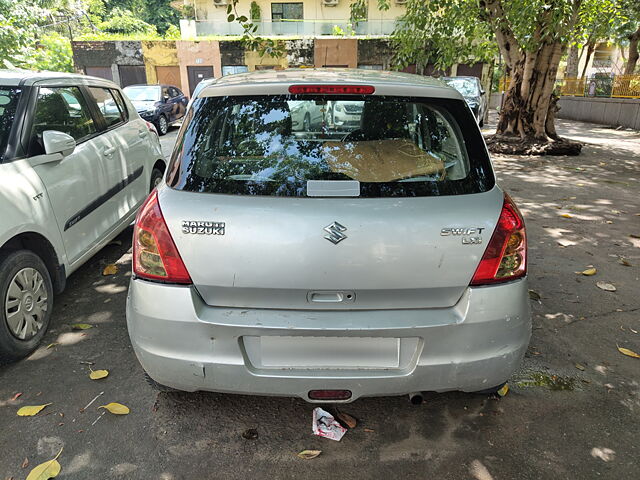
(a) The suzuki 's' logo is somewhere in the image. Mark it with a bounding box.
[323,221,347,244]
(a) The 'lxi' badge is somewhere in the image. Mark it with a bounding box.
[182,221,225,235]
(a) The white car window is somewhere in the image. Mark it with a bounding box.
[30,86,97,153]
[87,87,125,128]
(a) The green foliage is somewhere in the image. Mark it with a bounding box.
[391,0,496,71]
[0,0,75,71]
[361,0,621,73]
[250,1,261,22]
[225,0,286,58]
[332,25,345,36]
[181,4,195,20]
[164,24,181,39]
[0,0,44,67]
[99,7,157,35]
[31,32,74,72]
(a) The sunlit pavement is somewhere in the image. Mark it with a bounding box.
[1,115,639,479]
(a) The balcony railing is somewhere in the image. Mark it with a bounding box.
[193,19,398,36]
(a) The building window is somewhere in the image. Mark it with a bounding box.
[271,3,303,21]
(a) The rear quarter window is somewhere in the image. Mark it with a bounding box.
[168,95,494,197]
[87,87,126,128]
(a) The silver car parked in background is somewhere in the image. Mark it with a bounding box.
[127,69,530,403]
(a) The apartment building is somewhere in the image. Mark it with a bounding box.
[180,0,408,37]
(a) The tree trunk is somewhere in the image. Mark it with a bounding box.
[479,0,582,155]
[487,41,582,155]
[496,41,562,141]
[545,92,560,140]
[581,41,595,78]
[624,27,640,75]
[565,44,579,78]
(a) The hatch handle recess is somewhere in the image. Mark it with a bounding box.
[307,291,355,303]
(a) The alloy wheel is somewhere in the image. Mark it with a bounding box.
[158,116,168,135]
[4,268,48,340]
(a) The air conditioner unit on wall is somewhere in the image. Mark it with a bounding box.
[212,0,229,7]
[322,0,339,7]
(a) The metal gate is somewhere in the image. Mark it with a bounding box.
[118,65,147,87]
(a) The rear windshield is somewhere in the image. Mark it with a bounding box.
[168,95,494,197]
[0,87,21,162]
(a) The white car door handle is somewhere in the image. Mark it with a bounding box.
[103,146,116,156]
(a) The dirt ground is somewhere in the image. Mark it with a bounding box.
[1,118,639,479]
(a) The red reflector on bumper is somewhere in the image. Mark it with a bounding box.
[308,390,352,401]
[289,85,375,95]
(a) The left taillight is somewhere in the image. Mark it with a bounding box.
[470,193,527,286]
[133,190,192,284]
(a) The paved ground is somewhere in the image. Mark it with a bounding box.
[1,119,639,479]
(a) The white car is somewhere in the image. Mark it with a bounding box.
[0,70,165,362]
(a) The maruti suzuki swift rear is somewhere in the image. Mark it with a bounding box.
[126,69,531,402]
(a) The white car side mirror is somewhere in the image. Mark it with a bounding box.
[42,130,76,157]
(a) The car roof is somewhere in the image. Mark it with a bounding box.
[0,68,120,88]
[198,68,463,100]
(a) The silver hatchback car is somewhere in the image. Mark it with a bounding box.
[126,69,530,403]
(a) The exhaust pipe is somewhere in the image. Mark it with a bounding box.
[408,392,423,405]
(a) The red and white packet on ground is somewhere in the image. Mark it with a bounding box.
[312,407,347,441]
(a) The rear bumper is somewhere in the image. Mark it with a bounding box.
[126,279,531,402]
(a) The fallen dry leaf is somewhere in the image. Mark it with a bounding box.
[297,450,321,460]
[364,428,375,433]
[617,346,640,359]
[580,267,597,276]
[497,384,509,397]
[336,412,357,429]
[70,323,92,330]
[89,369,109,380]
[575,363,585,371]
[17,403,51,417]
[560,213,573,218]
[11,392,22,401]
[596,282,616,292]
[25,448,62,480]
[241,429,258,440]
[46,343,58,349]
[619,258,632,267]
[528,290,541,302]
[630,328,638,334]
[21,458,29,469]
[98,402,130,415]
[102,264,118,276]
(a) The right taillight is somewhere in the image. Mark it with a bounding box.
[470,193,527,286]
[133,190,192,284]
